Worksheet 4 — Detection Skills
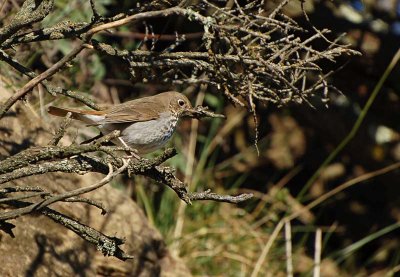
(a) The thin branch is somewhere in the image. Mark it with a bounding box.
[62,196,107,215]
[0,161,127,221]
[0,42,89,119]
[188,189,253,204]
[48,112,72,146]
[0,192,49,203]
[0,186,46,194]
[186,105,226,119]
[101,30,204,40]
[0,50,100,107]
[90,0,102,21]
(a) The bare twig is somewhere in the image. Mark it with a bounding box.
[0,186,46,194]
[90,0,102,21]
[0,162,127,221]
[0,192,49,203]
[186,105,226,119]
[0,42,88,119]
[101,30,203,40]
[188,189,253,203]
[62,196,107,215]
[48,112,72,146]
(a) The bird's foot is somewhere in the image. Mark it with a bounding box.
[117,137,142,160]
[124,149,141,160]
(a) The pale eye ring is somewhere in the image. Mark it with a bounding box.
[178,99,185,107]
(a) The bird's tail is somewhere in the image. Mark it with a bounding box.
[48,106,105,124]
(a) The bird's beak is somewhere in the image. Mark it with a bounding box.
[182,106,226,119]
[181,108,199,118]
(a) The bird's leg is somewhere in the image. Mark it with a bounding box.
[118,137,141,160]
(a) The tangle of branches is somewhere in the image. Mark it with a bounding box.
[0,0,359,260]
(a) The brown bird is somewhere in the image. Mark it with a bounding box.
[48,91,195,154]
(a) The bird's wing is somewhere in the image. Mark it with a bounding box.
[99,98,164,124]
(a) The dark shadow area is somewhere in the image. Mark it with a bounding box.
[26,234,92,277]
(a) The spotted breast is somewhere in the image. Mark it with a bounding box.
[103,112,179,154]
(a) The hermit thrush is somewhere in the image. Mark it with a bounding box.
[48,91,195,154]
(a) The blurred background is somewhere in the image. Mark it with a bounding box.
[2,0,400,276]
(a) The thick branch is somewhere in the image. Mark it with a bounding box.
[0,143,120,175]
[0,0,54,44]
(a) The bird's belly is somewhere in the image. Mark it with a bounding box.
[101,118,177,153]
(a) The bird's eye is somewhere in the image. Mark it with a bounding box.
[178,99,185,107]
